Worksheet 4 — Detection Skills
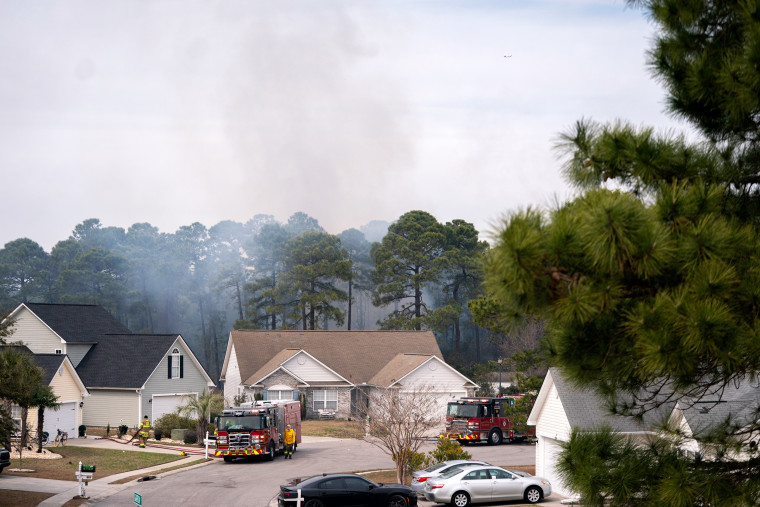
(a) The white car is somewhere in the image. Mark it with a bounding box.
[424,464,552,505]
[410,459,490,495]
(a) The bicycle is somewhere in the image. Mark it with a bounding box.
[54,429,68,447]
[27,429,50,447]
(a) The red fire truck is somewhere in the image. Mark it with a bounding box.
[215,400,301,462]
[442,396,530,445]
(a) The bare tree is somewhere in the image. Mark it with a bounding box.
[357,385,441,484]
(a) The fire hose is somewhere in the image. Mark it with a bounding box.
[98,434,214,456]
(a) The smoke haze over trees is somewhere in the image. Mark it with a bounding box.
[0,211,505,380]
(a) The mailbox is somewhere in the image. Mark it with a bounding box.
[75,471,94,481]
[81,464,96,472]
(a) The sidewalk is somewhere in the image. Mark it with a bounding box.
[0,436,215,506]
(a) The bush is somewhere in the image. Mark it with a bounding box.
[78,425,86,437]
[427,436,472,466]
[154,429,163,441]
[406,450,427,476]
[118,425,128,437]
[184,429,198,444]
[153,413,195,436]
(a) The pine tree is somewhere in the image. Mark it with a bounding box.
[481,1,760,504]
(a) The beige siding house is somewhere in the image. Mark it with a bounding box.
[5,303,215,429]
[220,330,477,421]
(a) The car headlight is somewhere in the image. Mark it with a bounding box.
[218,437,228,444]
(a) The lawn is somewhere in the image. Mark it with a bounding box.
[301,419,364,438]
[4,446,185,481]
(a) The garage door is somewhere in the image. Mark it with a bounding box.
[542,437,571,497]
[152,394,194,422]
[44,402,77,440]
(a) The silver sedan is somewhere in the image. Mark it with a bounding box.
[411,459,490,495]
[423,465,552,505]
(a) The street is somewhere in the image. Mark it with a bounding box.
[92,437,537,506]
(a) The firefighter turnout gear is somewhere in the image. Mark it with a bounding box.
[139,416,151,448]
[284,425,296,459]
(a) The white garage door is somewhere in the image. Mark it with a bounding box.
[152,394,193,422]
[542,437,571,497]
[44,402,78,440]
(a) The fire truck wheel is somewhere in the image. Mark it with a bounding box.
[488,428,503,446]
[223,456,233,463]
[304,500,324,507]
[387,494,408,507]
[265,444,275,461]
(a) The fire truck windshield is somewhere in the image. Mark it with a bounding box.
[218,415,264,431]
[447,403,480,418]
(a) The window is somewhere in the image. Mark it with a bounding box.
[55,349,62,354]
[265,390,293,401]
[11,404,22,435]
[168,348,183,379]
[463,469,490,480]
[313,389,338,411]
[319,478,346,490]
[488,468,512,479]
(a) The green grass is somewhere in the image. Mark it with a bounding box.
[5,446,185,481]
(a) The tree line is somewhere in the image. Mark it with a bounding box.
[0,210,511,380]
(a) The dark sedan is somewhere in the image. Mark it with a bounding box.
[0,448,10,474]
[278,473,418,507]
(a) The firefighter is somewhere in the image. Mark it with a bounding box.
[139,416,151,448]
[283,424,296,459]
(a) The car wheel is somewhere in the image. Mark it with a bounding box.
[265,444,274,461]
[451,491,470,507]
[223,456,233,463]
[304,500,324,507]
[387,494,408,507]
[524,486,542,504]
[488,428,503,446]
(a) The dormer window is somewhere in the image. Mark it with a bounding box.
[168,348,183,379]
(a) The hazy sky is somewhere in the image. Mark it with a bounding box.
[0,0,689,250]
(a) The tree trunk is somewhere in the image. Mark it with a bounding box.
[20,406,28,447]
[235,280,244,321]
[37,407,45,453]
[347,275,353,330]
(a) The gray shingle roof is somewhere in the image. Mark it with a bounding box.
[24,303,130,343]
[76,334,179,388]
[0,345,67,385]
[679,379,760,437]
[551,368,673,432]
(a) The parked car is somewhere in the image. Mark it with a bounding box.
[423,464,552,505]
[411,459,490,495]
[0,448,10,474]
[278,473,418,507]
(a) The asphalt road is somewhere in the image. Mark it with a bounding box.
[92,437,538,506]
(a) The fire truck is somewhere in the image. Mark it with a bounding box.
[442,396,530,445]
[215,400,301,462]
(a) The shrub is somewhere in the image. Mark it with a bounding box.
[78,425,86,437]
[154,429,163,441]
[106,423,110,437]
[426,436,471,466]
[153,413,195,436]
[406,450,427,476]
[118,425,128,437]
[184,429,198,444]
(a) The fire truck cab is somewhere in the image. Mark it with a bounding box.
[214,400,301,462]
[442,397,518,445]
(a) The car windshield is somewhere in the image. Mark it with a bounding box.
[439,467,464,479]
[423,462,449,473]
[447,403,479,418]
[218,415,264,431]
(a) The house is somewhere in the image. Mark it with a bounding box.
[220,330,477,420]
[2,345,89,439]
[667,379,760,461]
[527,368,670,497]
[4,303,215,427]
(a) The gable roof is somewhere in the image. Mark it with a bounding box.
[529,368,673,433]
[0,345,87,393]
[675,379,760,438]
[76,334,187,388]
[19,303,130,343]
[228,330,445,387]
[369,353,438,386]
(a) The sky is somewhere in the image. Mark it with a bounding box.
[0,0,691,251]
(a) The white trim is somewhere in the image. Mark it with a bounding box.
[57,356,90,396]
[219,332,234,382]
[141,335,216,389]
[528,370,556,426]
[152,392,198,398]
[7,303,68,346]
[389,355,478,388]
[251,365,310,387]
